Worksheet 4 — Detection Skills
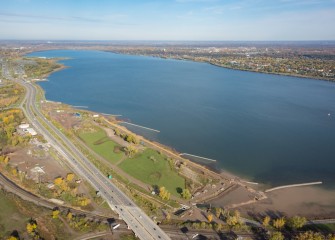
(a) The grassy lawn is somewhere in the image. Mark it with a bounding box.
[79,129,124,164]
[0,192,29,237]
[119,148,185,196]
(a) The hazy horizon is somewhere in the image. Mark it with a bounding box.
[1,0,335,41]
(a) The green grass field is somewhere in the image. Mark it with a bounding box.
[0,192,29,237]
[79,129,124,164]
[119,148,185,196]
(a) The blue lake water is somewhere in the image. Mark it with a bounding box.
[27,50,335,187]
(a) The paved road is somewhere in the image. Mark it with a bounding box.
[15,79,171,240]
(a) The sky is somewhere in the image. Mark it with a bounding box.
[0,0,335,41]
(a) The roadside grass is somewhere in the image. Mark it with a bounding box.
[119,148,185,197]
[79,128,124,164]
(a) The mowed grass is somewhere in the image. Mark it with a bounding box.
[119,149,185,196]
[79,129,124,164]
[0,193,29,236]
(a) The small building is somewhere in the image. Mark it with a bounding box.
[19,123,30,129]
[93,114,99,118]
[27,128,37,136]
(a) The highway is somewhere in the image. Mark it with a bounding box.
[15,78,171,240]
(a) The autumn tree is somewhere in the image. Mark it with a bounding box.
[269,231,284,240]
[67,211,73,220]
[159,186,170,200]
[214,207,223,218]
[226,210,243,229]
[287,216,307,230]
[294,231,325,240]
[273,217,286,230]
[26,219,38,237]
[124,145,137,157]
[181,188,192,200]
[54,177,63,186]
[207,213,213,222]
[262,215,271,227]
[7,236,19,240]
[52,209,60,219]
[327,234,335,240]
[66,173,75,182]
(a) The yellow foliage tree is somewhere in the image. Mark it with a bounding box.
[263,216,271,227]
[11,168,18,177]
[52,209,60,219]
[54,177,63,186]
[159,186,170,200]
[26,221,37,235]
[79,197,91,206]
[66,211,73,220]
[66,173,75,182]
[4,156,9,165]
[273,217,286,230]
[7,236,19,240]
[207,214,213,222]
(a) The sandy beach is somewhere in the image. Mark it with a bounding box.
[210,183,335,218]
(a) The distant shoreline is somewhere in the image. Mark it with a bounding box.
[107,50,335,82]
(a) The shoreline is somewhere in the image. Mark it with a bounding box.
[23,50,335,218]
[27,49,331,190]
[106,50,335,83]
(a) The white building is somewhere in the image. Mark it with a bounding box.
[27,128,37,136]
[19,123,30,129]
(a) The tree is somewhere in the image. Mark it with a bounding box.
[54,177,63,186]
[66,173,75,182]
[181,188,192,200]
[124,145,137,157]
[287,216,306,230]
[273,217,286,230]
[214,207,222,218]
[207,214,213,222]
[158,186,170,200]
[214,223,223,232]
[226,210,242,228]
[269,231,284,240]
[52,209,60,219]
[327,234,335,240]
[26,219,37,235]
[114,128,120,136]
[294,231,325,240]
[7,237,19,240]
[67,211,73,220]
[263,216,271,227]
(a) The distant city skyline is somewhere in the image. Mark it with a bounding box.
[1,0,335,41]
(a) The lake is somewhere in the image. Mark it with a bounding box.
[27,50,335,187]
